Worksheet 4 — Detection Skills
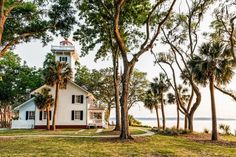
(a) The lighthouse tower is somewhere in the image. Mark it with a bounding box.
[51,39,79,81]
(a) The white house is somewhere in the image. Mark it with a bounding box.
[11,40,107,129]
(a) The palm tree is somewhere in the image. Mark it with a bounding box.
[167,85,190,130]
[151,73,170,130]
[188,42,235,141]
[144,89,160,129]
[167,92,179,129]
[34,87,54,130]
[43,61,72,130]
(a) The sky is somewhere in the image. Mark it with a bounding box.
[14,1,236,119]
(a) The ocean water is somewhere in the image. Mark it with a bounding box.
[110,117,236,134]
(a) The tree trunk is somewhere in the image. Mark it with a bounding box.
[46,106,50,130]
[105,103,112,125]
[114,79,121,130]
[120,65,133,139]
[188,114,193,132]
[184,115,188,130]
[160,93,165,130]
[0,108,2,127]
[113,52,121,131]
[3,105,7,128]
[52,83,59,131]
[210,76,218,141]
[188,79,201,132]
[230,19,236,62]
[7,105,11,127]
[0,107,2,127]
[0,3,7,58]
[185,88,193,130]
[176,104,180,130]
[0,9,5,45]
[154,105,160,129]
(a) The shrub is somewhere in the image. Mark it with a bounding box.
[219,124,231,135]
[203,128,209,134]
[128,115,142,126]
[151,127,190,136]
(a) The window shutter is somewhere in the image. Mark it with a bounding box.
[26,111,28,120]
[39,111,42,120]
[80,111,83,120]
[71,110,74,120]
[72,95,75,104]
[49,111,52,120]
[80,95,84,104]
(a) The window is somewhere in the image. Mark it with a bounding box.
[59,56,68,62]
[74,111,80,119]
[26,111,35,120]
[39,111,51,120]
[76,95,83,103]
[90,112,102,119]
[71,110,83,120]
[72,95,84,104]
[43,111,47,119]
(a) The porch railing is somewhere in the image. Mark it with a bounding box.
[88,119,103,124]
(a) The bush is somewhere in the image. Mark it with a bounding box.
[128,115,142,126]
[219,124,231,135]
[203,128,209,134]
[151,127,190,136]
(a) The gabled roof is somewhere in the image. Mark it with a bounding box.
[14,97,35,110]
[30,80,95,99]
[69,81,95,99]
[17,80,96,110]
[30,84,48,95]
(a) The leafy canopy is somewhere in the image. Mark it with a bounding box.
[0,52,43,107]
[74,0,151,59]
[43,53,72,88]
[188,42,235,86]
[1,0,76,57]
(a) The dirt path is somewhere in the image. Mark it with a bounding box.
[95,129,103,134]
[0,128,154,139]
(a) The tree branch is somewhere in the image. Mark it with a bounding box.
[214,85,236,101]
[230,15,236,61]
[4,0,23,17]
[141,0,166,49]
[101,0,113,19]
[114,0,126,54]
[130,0,176,66]
[0,32,35,58]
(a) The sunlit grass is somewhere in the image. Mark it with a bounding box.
[221,135,236,142]
[1,134,236,156]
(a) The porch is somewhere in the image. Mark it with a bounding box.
[87,109,107,128]
[11,120,34,129]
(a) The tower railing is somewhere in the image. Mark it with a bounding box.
[51,45,75,51]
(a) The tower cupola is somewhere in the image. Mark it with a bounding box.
[51,39,78,81]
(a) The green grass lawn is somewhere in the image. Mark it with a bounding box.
[222,135,236,142]
[1,134,236,156]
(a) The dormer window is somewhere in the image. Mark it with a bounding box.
[59,56,68,62]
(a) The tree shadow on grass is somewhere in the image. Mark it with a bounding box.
[98,136,150,143]
[181,133,236,148]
